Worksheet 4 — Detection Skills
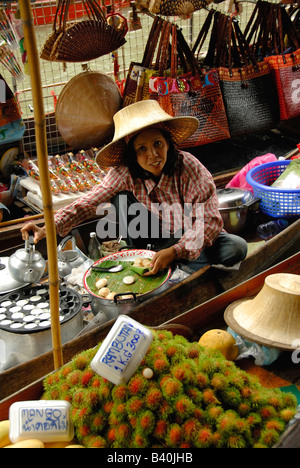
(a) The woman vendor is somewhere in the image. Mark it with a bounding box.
[20,100,247,275]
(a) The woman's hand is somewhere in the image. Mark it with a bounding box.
[144,247,177,276]
[21,222,47,244]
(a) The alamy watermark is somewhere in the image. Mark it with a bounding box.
[95,194,205,251]
[0,79,6,103]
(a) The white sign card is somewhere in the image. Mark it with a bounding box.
[91,315,153,385]
[9,400,74,443]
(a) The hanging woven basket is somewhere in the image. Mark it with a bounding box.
[136,0,209,16]
[40,0,126,63]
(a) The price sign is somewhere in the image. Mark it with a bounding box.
[9,400,74,443]
[91,315,153,385]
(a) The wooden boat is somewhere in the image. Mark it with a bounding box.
[0,245,299,402]
[1,251,300,451]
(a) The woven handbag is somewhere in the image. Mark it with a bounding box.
[149,23,230,147]
[244,1,300,121]
[207,14,280,137]
[122,17,168,106]
[40,0,126,63]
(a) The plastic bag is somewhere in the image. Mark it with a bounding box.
[226,153,277,193]
[272,159,300,189]
[228,327,280,366]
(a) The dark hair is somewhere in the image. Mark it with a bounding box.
[122,128,180,180]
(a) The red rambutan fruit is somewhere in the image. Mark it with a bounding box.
[74,354,90,370]
[154,419,168,439]
[202,388,220,406]
[61,365,72,378]
[107,428,116,443]
[225,433,247,449]
[174,395,195,419]
[145,387,162,409]
[166,424,182,447]
[260,405,277,420]
[66,370,82,386]
[81,369,94,386]
[280,408,297,423]
[126,396,144,416]
[265,419,285,433]
[161,377,183,399]
[131,431,148,448]
[128,374,148,395]
[116,423,131,442]
[87,436,107,448]
[195,428,213,448]
[138,410,155,434]
[103,401,114,413]
[153,358,169,373]
[207,405,223,422]
[259,428,280,447]
[182,418,199,442]
[91,410,106,432]
[195,372,208,389]
[78,424,90,438]
[112,384,128,401]
[211,373,227,391]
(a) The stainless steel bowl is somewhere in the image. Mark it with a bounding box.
[217,188,260,234]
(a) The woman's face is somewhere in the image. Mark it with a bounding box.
[133,128,169,177]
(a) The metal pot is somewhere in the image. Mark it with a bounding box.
[8,236,46,284]
[83,249,172,320]
[57,235,87,276]
[0,285,83,371]
[217,188,260,234]
[0,257,30,294]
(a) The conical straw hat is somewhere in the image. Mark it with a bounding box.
[224,273,300,351]
[55,71,122,149]
[96,100,199,167]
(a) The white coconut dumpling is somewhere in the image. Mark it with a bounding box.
[133,257,143,266]
[98,287,110,297]
[142,258,152,268]
[106,291,117,300]
[96,278,108,289]
[123,275,135,285]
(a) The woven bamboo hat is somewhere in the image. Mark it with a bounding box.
[96,100,199,167]
[56,71,122,149]
[224,273,300,351]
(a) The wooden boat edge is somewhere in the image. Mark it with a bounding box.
[0,251,299,408]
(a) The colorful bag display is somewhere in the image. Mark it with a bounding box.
[244,1,300,121]
[205,12,280,136]
[149,24,230,147]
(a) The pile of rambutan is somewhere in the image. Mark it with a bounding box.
[42,329,297,448]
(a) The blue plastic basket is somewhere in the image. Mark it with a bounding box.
[246,160,300,218]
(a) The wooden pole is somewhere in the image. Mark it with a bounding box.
[19,0,63,369]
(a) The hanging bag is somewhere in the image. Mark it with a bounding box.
[122,16,164,106]
[244,1,300,121]
[149,22,230,147]
[208,14,280,136]
[40,0,126,63]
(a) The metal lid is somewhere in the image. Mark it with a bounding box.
[0,257,29,294]
[217,188,254,209]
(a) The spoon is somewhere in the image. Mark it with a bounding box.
[91,264,124,273]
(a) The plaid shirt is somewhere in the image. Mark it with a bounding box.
[54,151,223,260]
